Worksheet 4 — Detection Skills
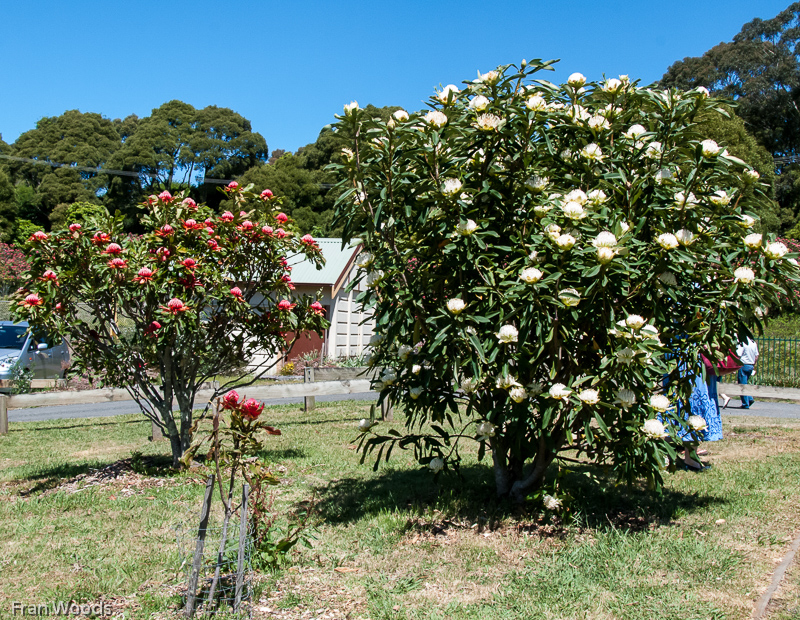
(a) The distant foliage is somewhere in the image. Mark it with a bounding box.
[0,242,29,297]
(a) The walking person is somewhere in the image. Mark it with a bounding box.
[736,337,759,409]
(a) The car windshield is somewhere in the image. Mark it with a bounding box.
[0,326,28,350]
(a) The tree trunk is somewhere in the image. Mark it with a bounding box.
[491,437,555,502]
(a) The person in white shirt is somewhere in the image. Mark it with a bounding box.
[736,338,759,409]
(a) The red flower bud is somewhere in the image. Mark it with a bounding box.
[69,223,81,233]
[276,212,288,223]
[157,224,175,237]
[220,211,234,223]
[159,190,173,203]
[261,189,273,200]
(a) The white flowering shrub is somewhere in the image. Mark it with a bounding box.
[332,61,800,500]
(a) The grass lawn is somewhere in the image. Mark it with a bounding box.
[1,402,799,619]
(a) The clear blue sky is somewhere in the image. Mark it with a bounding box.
[0,0,790,155]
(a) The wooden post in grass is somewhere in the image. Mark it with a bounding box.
[381,397,393,422]
[304,366,315,412]
[0,394,7,435]
[151,420,163,441]
[234,483,250,612]
[185,474,215,619]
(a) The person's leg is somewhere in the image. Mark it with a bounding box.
[738,365,754,408]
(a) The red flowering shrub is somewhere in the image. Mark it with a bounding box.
[0,243,30,296]
[14,184,328,466]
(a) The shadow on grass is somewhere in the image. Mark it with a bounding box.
[8,418,147,432]
[257,447,308,461]
[312,461,725,532]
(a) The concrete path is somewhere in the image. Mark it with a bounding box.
[719,397,800,419]
[8,392,379,423]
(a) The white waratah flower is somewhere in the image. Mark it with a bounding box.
[509,386,528,403]
[688,415,707,431]
[555,234,577,250]
[534,205,553,217]
[649,394,670,412]
[744,169,761,182]
[393,109,409,122]
[496,375,522,391]
[567,72,586,86]
[520,267,543,284]
[356,252,374,268]
[549,383,572,399]
[461,376,480,393]
[469,95,490,111]
[624,124,647,139]
[581,143,604,161]
[475,113,503,131]
[675,229,695,246]
[578,389,600,405]
[441,178,463,197]
[739,214,757,228]
[358,418,376,431]
[526,175,549,192]
[626,314,646,330]
[593,231,617,248]
[545,223,562,240]
[543,495,562,511]
[409,387,423,400]
[562,202,586,220]
[659,271,677,286]
[398,344,413,361]
[744,233,763,249]
[437,84,460,103]
[446,298,467,315]
[695,86,710,97]
[657,233,679,250]
[343,101,360,115]
[617,347,636,365]
[354,191,367,204]
[476,69,500,85]
[655,168,674,184]
[369,333,384,346]
[642,419,667,439]
[597,247,615,263]
[456,219,478,236]
[734,267,755,284]
[674,191,698,209]
[559,288,581,307]
[615,388,636,409]
[709,190,731,206]
[620,221,630,234]
[412,364,422,375]
[341,147,354,160]
[565,189,587,205]
[645,142,663,159]
[497,324,519,343]
[424,110,448,128]
[603,78,623,93]
[525,95,547,111]
[381,368,398,385]
[588,115,610,131]
[429,457,444,473]
[477,421,496,439]
[765,241,789,260]
[587,189,608,206]
[700,139,721,157]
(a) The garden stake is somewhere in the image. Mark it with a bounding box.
[234,483,250,612]
[185,474,215,619]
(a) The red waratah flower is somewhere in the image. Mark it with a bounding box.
[281,274,295,290]
[221,390,240,410]
[134,267,155,283]
[107,257,128,270]
[156,247,171,261]
[279,257,289,267]
[144,320,161,336]
[301,234,315,245]
[207,239,220,251]
[275,228,287,239]
[204,219,215,229]
[104,243,123,255]
[159,190,173,203]
[30,231,48,242]
[226,181,239,191]
[276,212,288,224]
[180,258,197,270]
[237,220,254,232]
[220,211,234,223]
[41,270,58,283]
[164,298,188,314]
[239,398,264,420]
[156,224,175,237]
[182,197,197,209]
[311,301,325,315]
[230,286,243,299]
[277,299,294,311]
[182,219,199,230]
[55,302,63,311]
[261,189,273,200]
[261,225,274,236]
[21,293,43,308]
[92,232,111,245]
[69,223,81,233]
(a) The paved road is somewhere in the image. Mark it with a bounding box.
[720,399,800,419]
[8,392,379,423]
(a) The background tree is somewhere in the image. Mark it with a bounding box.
[14,185,327,466]
[0,170,17,242]
[335,63,800,500]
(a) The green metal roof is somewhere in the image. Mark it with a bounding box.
[287,238,361,286]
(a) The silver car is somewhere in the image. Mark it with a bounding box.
[0,321,70,389]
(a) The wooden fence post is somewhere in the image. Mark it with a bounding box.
[0,394,8,435]
[151,419,163,442]
[185,474,215,619]
[304,367,315,412]
[381,397,393,422]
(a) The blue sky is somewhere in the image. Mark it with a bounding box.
[0,0,790,154]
